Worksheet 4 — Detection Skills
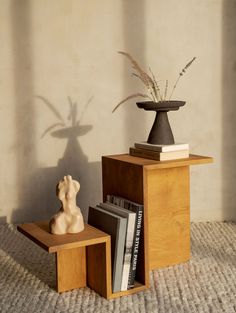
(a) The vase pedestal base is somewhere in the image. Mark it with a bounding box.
[137,101,186,145]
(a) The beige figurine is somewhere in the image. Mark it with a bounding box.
[49,175,84,235]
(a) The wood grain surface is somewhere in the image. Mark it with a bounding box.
[56,247,86,292]
[17,153,212,298]
[104,154,213,169]
[102,154,212,271]
[17,221,110,253]
[87,240,112,298]
[146,166,190,269]
[102,156,149,291]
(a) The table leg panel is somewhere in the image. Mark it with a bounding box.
[56,247,86,292]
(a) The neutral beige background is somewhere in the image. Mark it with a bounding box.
[0,0,235,223]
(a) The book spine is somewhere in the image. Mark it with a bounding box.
[130,147,189,161]
[127,204,143,288]
[130,147,161,160]
[120,246,132,290]
[162,144,189,152]
[134,143,162,152]
[89,205,129,292]
[135,142,189,152]
[159,150,189,160]
[119,212,135,291]
[111,195,143,289]
[113,218,127,293]
[101,200,135,291]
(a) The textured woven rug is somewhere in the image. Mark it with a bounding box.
[0,222,236,313]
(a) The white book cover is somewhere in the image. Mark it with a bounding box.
[98,202,136,291]
[158,150,189,160]
[135,141,189,152]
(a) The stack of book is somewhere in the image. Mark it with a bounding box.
[88,195,143,293]
[130,142,189,161]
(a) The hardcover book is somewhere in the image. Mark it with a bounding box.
[88,206,127,293]
[107,195,143,289]
[134,141,189,152]
[130,147,189,161]
[98,202,136,291]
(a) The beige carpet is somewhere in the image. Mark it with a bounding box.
[0,222,236,313]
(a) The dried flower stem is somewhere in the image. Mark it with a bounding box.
[164,80,168,100]
[169,57,196,100]
[148,67,162,101]
[112,93,150,113]
[118,51,154,90]
[132,72,158,102]
[118,51,159,103]
[113,52,196,112]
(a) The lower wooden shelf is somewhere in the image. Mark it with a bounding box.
[17,221,148,299]
[108,282,147,299]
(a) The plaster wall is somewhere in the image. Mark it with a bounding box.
[0,0,235,223]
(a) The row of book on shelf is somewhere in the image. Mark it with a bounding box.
[88,195,143,293]
[130,142,190,161]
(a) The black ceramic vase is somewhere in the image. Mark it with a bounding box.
[136,101,186,145]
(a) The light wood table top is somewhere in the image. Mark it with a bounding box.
[103,154,213,169]
[18,221,110,253]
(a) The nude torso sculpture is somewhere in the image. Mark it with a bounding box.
[49,175,84,235]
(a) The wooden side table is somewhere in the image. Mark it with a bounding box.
[102,154,213,270]
[18,220,148,298]
[17,154,213,298]
[17,221,112,297]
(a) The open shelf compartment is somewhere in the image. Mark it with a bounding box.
[99,155,150,299]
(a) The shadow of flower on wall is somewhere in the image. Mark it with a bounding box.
[12,96,100,223]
